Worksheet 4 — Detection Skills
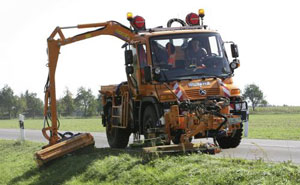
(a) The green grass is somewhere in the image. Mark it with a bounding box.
[248,114,300,140]
[0,118,105,132]
[1,139,300,185]
[250,106,300,115]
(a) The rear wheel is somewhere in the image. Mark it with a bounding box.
[106,105,131,148]
[216,124,243,149]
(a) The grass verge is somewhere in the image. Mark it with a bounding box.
[248,114,300,140]
[249,106,300,115]
[0,118,105,132]
[1,139,300,185]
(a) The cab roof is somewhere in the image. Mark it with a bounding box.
[137,26,218,37]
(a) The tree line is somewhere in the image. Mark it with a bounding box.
[0,83,266,119]
[56,87,102,117]
[0,85,102,119]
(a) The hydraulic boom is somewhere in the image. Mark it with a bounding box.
[36,21,137,165]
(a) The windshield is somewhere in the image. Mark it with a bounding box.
[150,33,231,81]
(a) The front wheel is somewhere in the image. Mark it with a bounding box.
[142,105,158,139]
[171,130,192,144]
[106,105,131,148]
[216,124,243,149]
[143,105,170,145]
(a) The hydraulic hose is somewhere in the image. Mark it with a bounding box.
[210,112,227,146]
[214,112,228,133]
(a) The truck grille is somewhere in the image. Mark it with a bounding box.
[185,88,220,99]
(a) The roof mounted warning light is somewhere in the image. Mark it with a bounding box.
[185,13,200,26]
[198,9,205,26]
[198,9,205,18]
[127,12,133,21]
[127,12,146,31]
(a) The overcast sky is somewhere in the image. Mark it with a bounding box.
[1,0,300,105]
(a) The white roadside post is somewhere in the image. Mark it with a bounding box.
[244,121,249,137]
[19,114,25,141]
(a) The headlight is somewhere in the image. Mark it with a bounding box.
[230,62,237,69]
[154,67,161,75]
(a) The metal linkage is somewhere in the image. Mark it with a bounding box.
[179,96,230,115]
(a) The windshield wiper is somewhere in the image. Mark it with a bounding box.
[176,73,217,78]
[177,72,232,79]
[217,73,232,78]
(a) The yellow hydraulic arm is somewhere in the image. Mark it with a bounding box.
[43,21,137,146]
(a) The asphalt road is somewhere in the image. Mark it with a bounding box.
[1,128,300,164]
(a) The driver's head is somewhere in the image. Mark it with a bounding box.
[191,39,200,52]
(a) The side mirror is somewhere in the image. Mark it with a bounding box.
[230,44,239,58]
[125,50,133,65]
[230,59,240,71]
[144,66,152,83]
[126,66,134,75]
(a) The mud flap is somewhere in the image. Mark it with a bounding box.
[35,133,94,166]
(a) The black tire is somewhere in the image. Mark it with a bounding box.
[142,105,171,145]
[106,105,131,148]
[172,134,181,144]
[216,124,243,149]
[142,105,158,139]
[172,130,192,144]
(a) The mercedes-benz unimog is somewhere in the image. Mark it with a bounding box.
[100,10,248,149]
[35,9,248,165]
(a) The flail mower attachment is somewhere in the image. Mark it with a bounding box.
[143,142,221,155]
[130,136,220,155]
[35,132,94,166]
